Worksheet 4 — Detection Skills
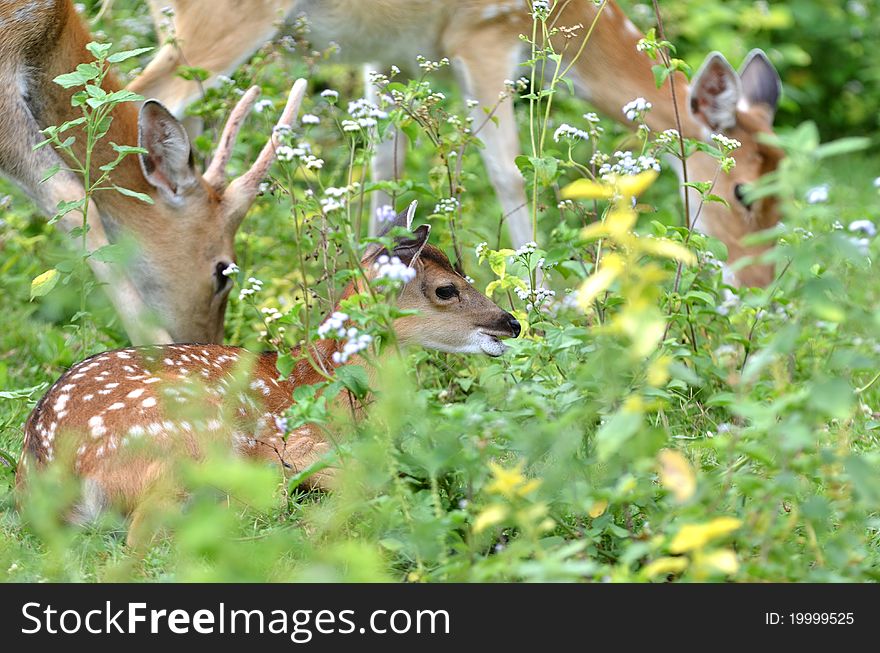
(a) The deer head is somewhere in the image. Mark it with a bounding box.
[119,79,307,343]
[364,202,522,356]
[684,50,783,287]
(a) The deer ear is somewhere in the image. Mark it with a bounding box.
[377,200,418,237]
[138,100,198,203]
[394,224,431,267]
[689,52,742,131]
[739,49,781,117]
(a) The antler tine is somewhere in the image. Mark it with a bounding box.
[227,78,307,199]
[204,85,262,187]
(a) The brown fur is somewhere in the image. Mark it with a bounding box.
[0,0,304,344]
[16,233,518,544]
[131,0,784,286]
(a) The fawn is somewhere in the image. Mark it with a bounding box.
[16,202,521,543]
[130,0,783,286]
[0,0,306,344]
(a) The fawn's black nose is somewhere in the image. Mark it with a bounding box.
[508,315,521,338]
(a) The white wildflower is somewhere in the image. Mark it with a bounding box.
[622,97,652,122]
[805,184,829,204]
[373,254,417,284]
[849,220,876,237]
[254,99,274,113]
[301,113,320,125]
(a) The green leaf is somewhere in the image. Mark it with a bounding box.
[845,455,880,508]
[30,269,60,300]
[529,156,558,184]
[40,165,61,184]
[53,63,101,88]
[112,185,154,204]
[335,364,370,400]
[90,244,126,264]
[652,64,670,88]
[85,42,112,60]
[107,47,154,63]
[276,352,295,379]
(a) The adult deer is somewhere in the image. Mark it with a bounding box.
[17,202,521,543]
[0,0,307,344]
[130,0,783,287]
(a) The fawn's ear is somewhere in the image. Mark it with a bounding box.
[690,52,742,131]
[138,100,198,203]
[739,49,781,117]
[377,200,418,237]
[394,224,431,267]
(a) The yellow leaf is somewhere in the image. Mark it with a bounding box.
[605,206,637,238]
[576,253,624,308]
[561,178,614,200]
[615,170,659,197]
[642,556,689,579]
[30,268,60,300]
[669,517,742,553]
[588,499,608,518]
[694,548,740,576]
[485,461,542,499]
[658,449,696,502]
[639,238,697,265]
[580,221,611,242]
[647,355,671,386]
[473,504,508,533]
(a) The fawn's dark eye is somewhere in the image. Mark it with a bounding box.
[435,284,459,300]
[734,184,752,208]
[214,262,234,293]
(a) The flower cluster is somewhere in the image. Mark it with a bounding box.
[849,219,877,237]
[260,306,283,323]
[655,128,680,146]
[301,113,320,125]
[416,55,450,72]
[375,204,397,223]
[434,197,459,214]
[531,0,551,20]
[583,112,604,137]
[514,241,538,257]
[317,313,374,364]
[332,330,374,364]
[622,97,652,122]
[515,285,556,311]
[254,99,274,113]
[711,133,742,153]
[320,89,339,102]
[221,262,240,277]
[318,311,349,338]
[342,98,387,131]
[238,276,263,301]
[553,123,590,143]
[373,255,417,283]
[475,241,489,258]
[599,151,661,177]
[806,184,829,204]
[320,183,359,214]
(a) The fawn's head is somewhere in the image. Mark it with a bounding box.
[685,50,783,287]
[364,203,521,356]
[125,80,307,343]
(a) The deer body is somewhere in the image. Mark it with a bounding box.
[17,204,521,541]
[0,0,306,344]
[132,0,783,286]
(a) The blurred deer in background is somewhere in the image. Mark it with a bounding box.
[129,0,783,286]
[17,202,522,545]
[0,0,307,344]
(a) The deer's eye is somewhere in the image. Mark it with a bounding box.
[734,184,752,208]
[214,262,233,293]
[435,284,459,300]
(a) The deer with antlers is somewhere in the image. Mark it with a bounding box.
[16,202,522,544]
[0,0,307,344]
[130,0,783,287]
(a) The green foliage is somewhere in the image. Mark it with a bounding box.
[1,0,880,583]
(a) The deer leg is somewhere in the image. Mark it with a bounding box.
[365,63,408,236]
[446,34,533,250]
[0,92,171,344]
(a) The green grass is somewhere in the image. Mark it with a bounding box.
[2,1,880,582]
